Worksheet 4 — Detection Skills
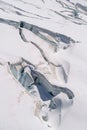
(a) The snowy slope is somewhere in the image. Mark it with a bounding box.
[0,0,87,130]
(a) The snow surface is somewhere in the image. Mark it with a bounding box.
[0,0,87,130]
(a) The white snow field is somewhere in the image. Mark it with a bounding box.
[0,0,87,130]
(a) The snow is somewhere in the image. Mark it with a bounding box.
[0,0,87,130]
[0,65,49,130]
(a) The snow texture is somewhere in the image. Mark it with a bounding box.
[0,0,87,130]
